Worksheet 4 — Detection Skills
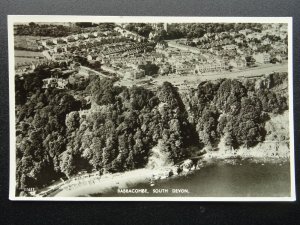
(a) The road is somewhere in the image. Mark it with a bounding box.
[152,63,288,89]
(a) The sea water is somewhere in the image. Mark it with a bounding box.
[93,159,291,197]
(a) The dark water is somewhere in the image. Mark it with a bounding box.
[93,159,291,197]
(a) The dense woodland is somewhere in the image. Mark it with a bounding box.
[15,65,288,192]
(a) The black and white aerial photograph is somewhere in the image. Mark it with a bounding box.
[8,16,295,200]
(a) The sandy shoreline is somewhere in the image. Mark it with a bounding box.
[55,168,169,197]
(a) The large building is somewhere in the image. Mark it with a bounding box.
[253,52,271,64]
[42,78,68,89]
[194,61,229,74]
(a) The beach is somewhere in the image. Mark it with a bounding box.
[55,168,168,197]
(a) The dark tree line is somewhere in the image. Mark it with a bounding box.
[14,23,83,37]
[125,23,154,37]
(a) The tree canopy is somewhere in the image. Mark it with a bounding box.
[15,64,288,193]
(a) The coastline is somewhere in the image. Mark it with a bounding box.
[54,168,166,197]
[49,110,290,197]
[53,154,289,197]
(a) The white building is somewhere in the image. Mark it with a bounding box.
[253,52,270,64]
[222,44,237,50]
[42,78,68,89]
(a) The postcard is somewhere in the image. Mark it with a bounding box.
[8,16,295,201]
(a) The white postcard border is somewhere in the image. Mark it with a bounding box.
[8,15,295,201]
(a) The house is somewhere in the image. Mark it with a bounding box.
[51,54,65,61]
[262,38,272,45]
[229,58,247,68]
[88,32,97,38]
[78,34,87,40]
[239,29,252,36]
[197,55,208,63]
[134,68,146,79]
[280,32,287,40]
[248,41,258,51]
[156,42,168,50]
[52,38,58,44]
[222,44,237,51]
[158,64,171,75]
[42,78,68,89]
[194,61,228,74]
[253,52,270,64]
[275,54,283,62]
[53,46,66,53]
[175,61,194,75]
[57,38,67,44]
[67,35,78,42]
[269,54,283,63]
[235,37,244,44]
[237,48,245,55]
[87,54,98,61]
[123,68,145,80]
[279,25,288,32]
[273,42,288,53]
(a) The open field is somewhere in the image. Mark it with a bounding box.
[15,50,45,64]
[14,35,50,51]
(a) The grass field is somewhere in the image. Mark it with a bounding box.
[14,35,50,51]
[15,50,45,64]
